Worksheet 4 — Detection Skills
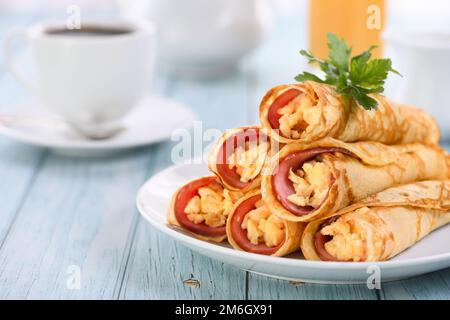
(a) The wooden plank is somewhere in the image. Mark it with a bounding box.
[0,74,46,242]
[247,273,378,300]
[0,31,46,247]
[379,268,450,300]
[0,147,156,299]
[118,75,249,299]
[0,140,44,244]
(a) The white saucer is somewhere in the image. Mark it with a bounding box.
[0,95,195,156]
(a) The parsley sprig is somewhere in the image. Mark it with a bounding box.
[295,33,401,110]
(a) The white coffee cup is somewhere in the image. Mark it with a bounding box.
[3,21,156,133]
[383,31,450,139]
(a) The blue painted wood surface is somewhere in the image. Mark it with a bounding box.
[0,10,449,300]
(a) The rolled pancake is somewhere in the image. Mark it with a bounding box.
[167,176,245,242]
[261,138,449,222]
[301,180,450,261]
[259,81,440,145]
[226,191,304,256]
[208,126,281,191]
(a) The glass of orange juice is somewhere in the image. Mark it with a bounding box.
[309,0,385,58]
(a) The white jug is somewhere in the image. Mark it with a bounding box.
[117,0,272,77]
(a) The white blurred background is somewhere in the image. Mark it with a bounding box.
[1,0,450,31]
[1,0,450,135]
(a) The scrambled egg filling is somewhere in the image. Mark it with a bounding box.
[228,141,269,183]
[320,219,365,262]
[241,199,285,247]
[184,184,241,227]
[287,160,331,208]
[278,94,321,139]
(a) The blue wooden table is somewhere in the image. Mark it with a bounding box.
[1,11,450,300]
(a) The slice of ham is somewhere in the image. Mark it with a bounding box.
[174,177,226,238]
[216,128,268,189]
[314,217,348,261]
[272,147,354,216]
[229,194,284,255]
[267,88,302,130]
[314,232,337,261]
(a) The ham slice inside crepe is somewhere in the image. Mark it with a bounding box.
[229,194,286,255]
[174,177,233,238]
[272,147,355,216]
[215,128,269,190]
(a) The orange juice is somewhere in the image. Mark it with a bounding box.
[309,0,385,58]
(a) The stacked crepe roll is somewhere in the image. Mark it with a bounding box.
[301,180,450,261]
[167,81,450,261]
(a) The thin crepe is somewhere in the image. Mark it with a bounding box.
[301,180,450,261]
[262,138,449,222]
[208,126,281,192]
[168,176,244,243]
[259,81,440,145]
[226,191,304,256]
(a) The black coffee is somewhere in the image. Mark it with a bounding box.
[46,26,133,37]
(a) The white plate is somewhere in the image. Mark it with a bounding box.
[136,162,450,284]
[0,95,195,156]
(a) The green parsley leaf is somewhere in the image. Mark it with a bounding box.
[295,32,401,110]
[327,33,352,72]
[294,72,325,83]
[345,85,378,110]
[351,58,395,90]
